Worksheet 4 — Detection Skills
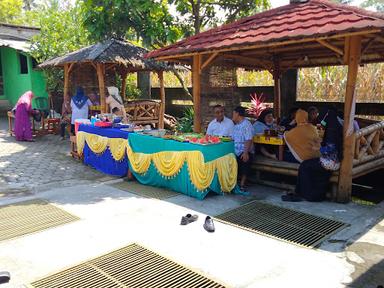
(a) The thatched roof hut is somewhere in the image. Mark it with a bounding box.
[40,38,172,71]
[39,39,171,127]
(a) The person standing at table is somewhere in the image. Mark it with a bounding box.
[106,86,127,121]
[206,105,234,137]
[232,106,254,192]
[60,99,72,140]
[13,91,38,142]
[70,87,92,134]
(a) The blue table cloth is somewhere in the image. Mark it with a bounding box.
[79,125,131,177]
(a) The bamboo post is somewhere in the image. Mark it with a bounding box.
[192,54,202,132]
[121,72,128,101]
[63,63,70,114]
[273,59,281,119]
[96,63,106,113]
[337,36,362,203]
[158,71,165,129]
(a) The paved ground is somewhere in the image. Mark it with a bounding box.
[0,117,383,287]
[0,117,114,196]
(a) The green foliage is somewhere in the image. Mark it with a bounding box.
[0,0,23,23]
[28,1,89,93]
[222,0,271,23]
[171,0,270,35]
[176,107,194,133]
[361,0,384,11]
[81,0,182,47]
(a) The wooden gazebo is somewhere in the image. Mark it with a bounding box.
[147,0,384,202]
[40,38,173,128]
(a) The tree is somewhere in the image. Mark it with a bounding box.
[0,0,23,24]
[332,0,352,4]
[29,1,90,93]
[23,0,36,11]
[361,0,384,12]
[81,0,181,48]
[171,0,270,36]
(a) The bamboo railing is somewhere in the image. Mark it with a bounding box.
[353,121,384,167]
[124,100,161,127]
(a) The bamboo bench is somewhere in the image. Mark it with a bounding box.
[252,120,384,199]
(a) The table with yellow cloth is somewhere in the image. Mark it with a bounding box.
[77,126,239,199]
[253,135,285,161]
[127,133,239,199]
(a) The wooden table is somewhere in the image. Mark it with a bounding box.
[253,135,285,161]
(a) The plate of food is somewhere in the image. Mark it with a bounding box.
[189,135,221,145]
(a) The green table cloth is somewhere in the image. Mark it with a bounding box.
[127,133,239,199]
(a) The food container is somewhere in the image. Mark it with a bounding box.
[95,121,113,128]
[158,129,166,137]
[75,119,91,134]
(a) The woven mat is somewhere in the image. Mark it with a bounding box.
[111,181,179,200]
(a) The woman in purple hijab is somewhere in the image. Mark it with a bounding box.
[14,91,35,141]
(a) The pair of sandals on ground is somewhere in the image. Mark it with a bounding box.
[180,214,215,232]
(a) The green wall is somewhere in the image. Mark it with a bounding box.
[0,47,48,107]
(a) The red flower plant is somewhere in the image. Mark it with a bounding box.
[246,92,269,118]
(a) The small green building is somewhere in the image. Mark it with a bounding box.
[0,23,47,111]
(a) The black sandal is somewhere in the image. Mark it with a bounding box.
[281,194,302,202]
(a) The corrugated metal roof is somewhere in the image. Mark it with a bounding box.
[0,39,31,52]
[147,0,384,59]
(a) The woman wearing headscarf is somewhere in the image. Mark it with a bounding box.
[284,109,321,163]
[14,91,37,141]
[253,108,274,135]
[282,108,343,202]
[106,86,126,121]
[253,109,277,159]
[70,87,92,134]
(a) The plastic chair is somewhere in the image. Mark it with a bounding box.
[33,96,49,112]
[33,96,60,135]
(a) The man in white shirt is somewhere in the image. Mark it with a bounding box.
[206,105,234,137]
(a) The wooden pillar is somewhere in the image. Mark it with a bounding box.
[158,71,165,129]
[192,54,202,132]
[273,59,281,119]
[96,63,106,113]
[121,72,128,101]
[337,36,362,203]
[63,63,70,114]
[280,69,298,117]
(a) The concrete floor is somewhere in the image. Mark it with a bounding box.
[0,181,382,288]
[0,117,383,287]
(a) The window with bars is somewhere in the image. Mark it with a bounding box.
[19,53,28,74]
